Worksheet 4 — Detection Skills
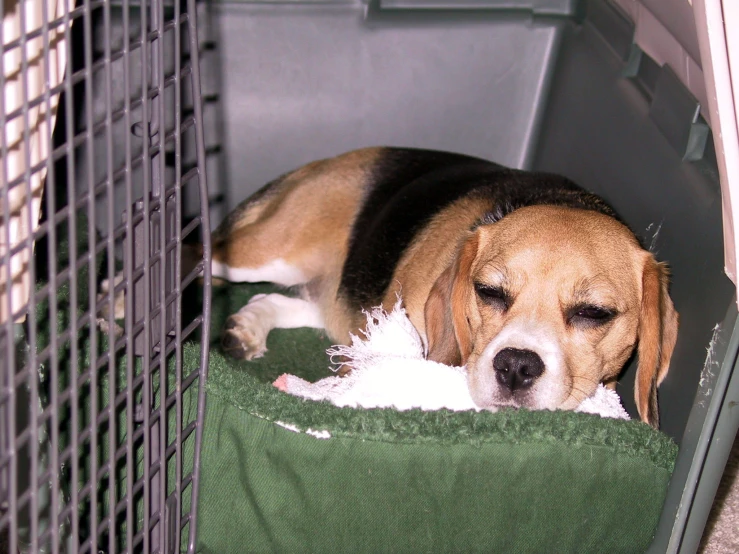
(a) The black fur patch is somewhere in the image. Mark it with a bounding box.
[469,180,622,229]
[338,148,621,310]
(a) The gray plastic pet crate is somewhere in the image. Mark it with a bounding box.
[1,0,737,552]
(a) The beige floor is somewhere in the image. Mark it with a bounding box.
[700,432,739,553]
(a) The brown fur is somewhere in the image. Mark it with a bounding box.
[424,231,480,365]
[635,258,679,427]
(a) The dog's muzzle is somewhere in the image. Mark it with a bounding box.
[469,323,566,410]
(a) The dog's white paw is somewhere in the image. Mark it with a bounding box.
[97,274,125,335]
[221,313,269,360]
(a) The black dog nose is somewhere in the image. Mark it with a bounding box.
[492,348,545,392]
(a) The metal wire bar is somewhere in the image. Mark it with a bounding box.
[173,3,185,546]
[186,0,212,550]
[59,2,82,548]
[138,2,154,552]
[0,0,19,549]
[39,0,62,548]
[101,0,118,550]
[121,0,137,551]
[16,0,42,549]
[81,0,101,549]
[153,4,170,551]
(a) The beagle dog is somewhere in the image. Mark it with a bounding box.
[213,147,679,427]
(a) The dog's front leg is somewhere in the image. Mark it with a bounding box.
[221,293,324,360]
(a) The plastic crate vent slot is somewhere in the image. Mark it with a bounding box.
[586,0,709,162]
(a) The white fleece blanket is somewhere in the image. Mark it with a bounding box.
[273,300,630,420]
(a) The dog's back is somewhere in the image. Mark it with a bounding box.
[212,146,619,316]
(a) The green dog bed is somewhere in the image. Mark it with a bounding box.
[29,211,676,552]
[196,284,677,554]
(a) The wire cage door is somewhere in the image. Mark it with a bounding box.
[0,0,212,552]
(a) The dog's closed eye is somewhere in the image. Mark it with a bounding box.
[474,282,511,311]
[566,304,617,328]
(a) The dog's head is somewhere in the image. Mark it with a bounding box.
[424,205,678,427]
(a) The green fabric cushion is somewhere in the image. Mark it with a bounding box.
[198,403,672,554]
[197,284,678,554]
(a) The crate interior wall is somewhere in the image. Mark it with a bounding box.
[0,0,211,553]
[199,0,737,551]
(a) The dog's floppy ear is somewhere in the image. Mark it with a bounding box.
[635,255,679,428]
[424,233,479,366]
